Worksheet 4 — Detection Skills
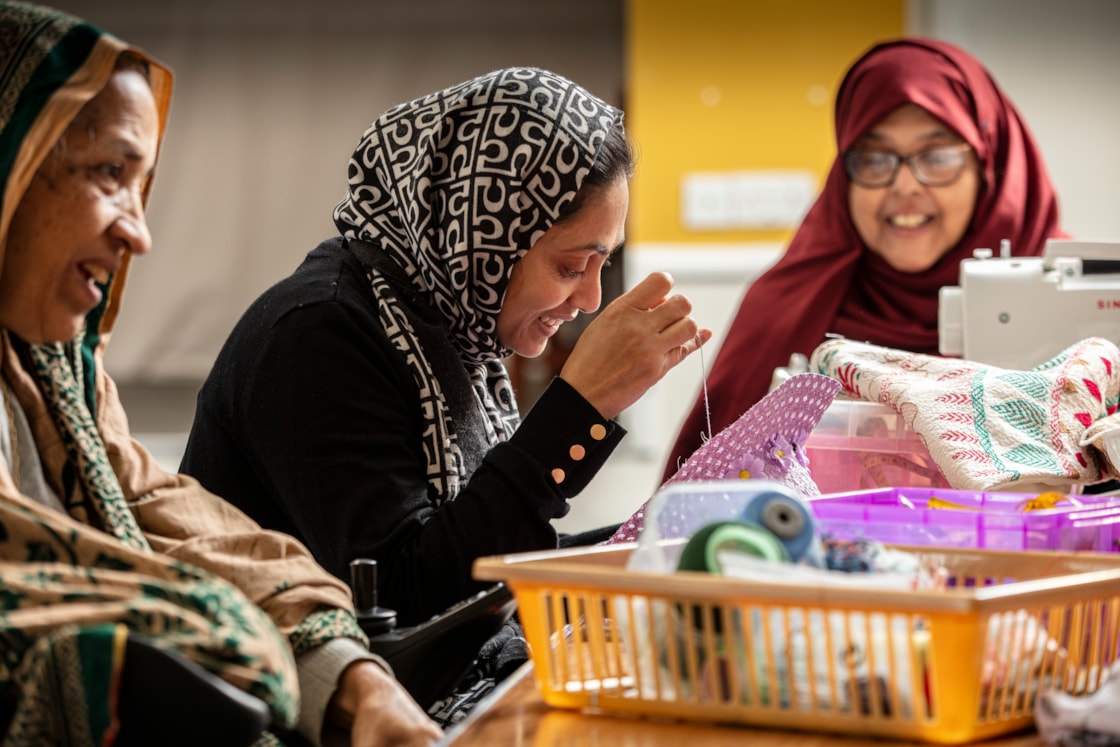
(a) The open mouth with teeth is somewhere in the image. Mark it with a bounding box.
[889,213,930,229]
[79,262,111,285]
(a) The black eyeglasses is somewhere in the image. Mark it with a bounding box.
[843,143,973,188]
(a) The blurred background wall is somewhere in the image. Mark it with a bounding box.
[48,0,626,383]
[45,0,1120,529]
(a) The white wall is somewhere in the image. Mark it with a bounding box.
[909,0,1120,241]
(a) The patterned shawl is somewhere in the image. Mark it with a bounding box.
[665,38,1066,480]
[0,3,361,741]
[333,67,624,502]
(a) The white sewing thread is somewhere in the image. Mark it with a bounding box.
[699,337,712,442]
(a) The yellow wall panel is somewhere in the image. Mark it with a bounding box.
[626,0,905,245]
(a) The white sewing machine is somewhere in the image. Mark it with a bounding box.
[939,239,1120,369]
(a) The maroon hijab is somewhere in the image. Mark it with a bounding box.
[663,38,1064,480]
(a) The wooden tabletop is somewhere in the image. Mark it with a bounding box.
[438,663,1047,746]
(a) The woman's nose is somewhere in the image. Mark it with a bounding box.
[570,274,603,314]
[110,214,152,256]
[891,160,924,193]
[109,186,152,255]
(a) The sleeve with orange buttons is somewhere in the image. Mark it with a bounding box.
[508,376,625,498]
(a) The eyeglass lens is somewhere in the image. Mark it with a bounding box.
[845,145,969,187]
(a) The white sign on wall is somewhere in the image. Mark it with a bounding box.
[681,170,817,230]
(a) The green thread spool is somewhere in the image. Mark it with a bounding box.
[678,520,791,574]
[677,521,791,634]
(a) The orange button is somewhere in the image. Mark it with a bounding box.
[589,424,607,441]
[569,444,586,461]
[551,468,566,484]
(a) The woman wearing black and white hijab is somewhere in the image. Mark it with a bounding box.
[181,64,708,650]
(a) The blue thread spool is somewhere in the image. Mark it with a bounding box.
[737,490,815,563]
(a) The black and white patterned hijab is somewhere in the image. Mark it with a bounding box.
[333,67,623,503]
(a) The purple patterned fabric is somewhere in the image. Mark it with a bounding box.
[607,373,841,544]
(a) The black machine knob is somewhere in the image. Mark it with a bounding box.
[349,558,397,636]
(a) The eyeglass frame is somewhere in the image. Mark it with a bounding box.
[842,142,974,189]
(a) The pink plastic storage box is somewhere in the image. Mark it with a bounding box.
[805,399,951,493]
[809,486,1120,552]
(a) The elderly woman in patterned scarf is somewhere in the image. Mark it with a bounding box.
[0,3,440,746]
[182,69,708,647]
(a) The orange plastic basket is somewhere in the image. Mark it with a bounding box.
[474,543,1120,744]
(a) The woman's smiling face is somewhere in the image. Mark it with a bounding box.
[847,103,981,273]
[0,66,158,343]
[497,175,628,358]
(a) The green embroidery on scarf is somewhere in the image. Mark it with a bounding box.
[251,669,296,730]
[288,607,367,656]
[0,629,33,677]
[89,551,135,572]
[21,568,65,590]
[74,624,117,741]
[79,278,110,414]
[25,510,81,565]
[0,587,26,611]
[135,579,266,641]
[24,541,59,563]
[28,340,150,553]
[1,626,104,745]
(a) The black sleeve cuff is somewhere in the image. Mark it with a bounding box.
[510,377,626,497]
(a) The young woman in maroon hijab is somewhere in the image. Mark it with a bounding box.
[662,38,1065,481]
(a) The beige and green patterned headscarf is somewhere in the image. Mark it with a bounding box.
[0,3,364,743]
[0,0,172,550]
